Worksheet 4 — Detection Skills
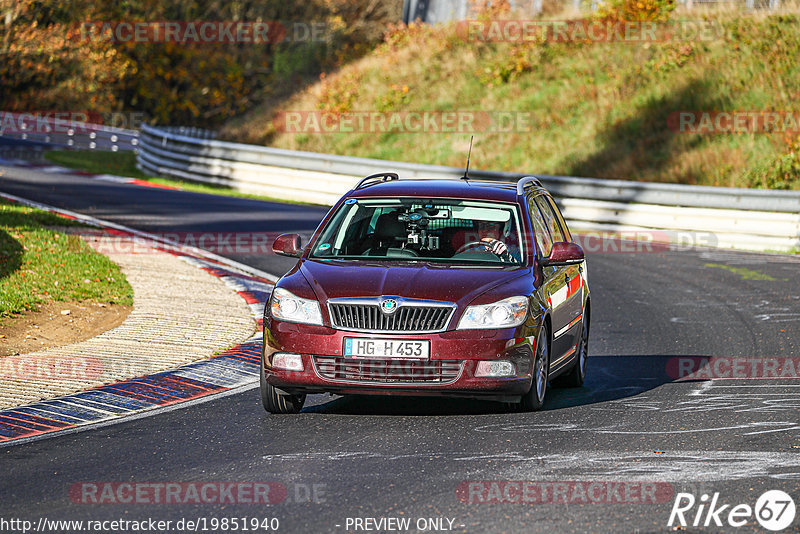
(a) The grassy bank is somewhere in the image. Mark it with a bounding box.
[222,9,800,190]
[0,201,133,319]
[43,151,314,205]
[44,151,147,180]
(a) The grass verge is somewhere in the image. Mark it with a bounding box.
[43,150,317,205]
[0,200,133,320]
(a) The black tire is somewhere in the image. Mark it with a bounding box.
[520,326,549,411]
[260,359,306,414]
[552,310,589,388]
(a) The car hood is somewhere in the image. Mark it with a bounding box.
[299,259,528,308]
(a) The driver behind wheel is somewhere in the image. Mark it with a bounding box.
[454,220,520,262]
[476,220,509,256]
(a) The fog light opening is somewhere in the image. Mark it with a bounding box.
[475,360,515,378]
[272,353,304,372]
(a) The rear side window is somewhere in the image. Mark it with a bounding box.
[544,196,572,242]
[527,197,553,257]
[534,196,565,244]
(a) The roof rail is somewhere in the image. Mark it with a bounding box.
[516,175,543,195]
[354,172,400,190]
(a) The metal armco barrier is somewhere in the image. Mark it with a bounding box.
[0,112,139,152]
[137,124,800,252]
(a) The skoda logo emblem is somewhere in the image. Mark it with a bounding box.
[380,298,399,315]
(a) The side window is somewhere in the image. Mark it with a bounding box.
[527,196,553,257]
[545,196,572,242]
[535,196,565,244]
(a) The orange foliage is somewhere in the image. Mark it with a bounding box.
[1,0,398,125]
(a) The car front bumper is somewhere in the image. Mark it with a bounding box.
[263,319,537,402]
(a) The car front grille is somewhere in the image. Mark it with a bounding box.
[328,303,453,332]
[313,356,462,384]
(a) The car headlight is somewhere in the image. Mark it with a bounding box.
[270,288,323,325]
[457,296,528,330]
[475,360,516,377]
[271,352,304,371]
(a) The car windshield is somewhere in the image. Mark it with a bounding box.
[310,198,524,265]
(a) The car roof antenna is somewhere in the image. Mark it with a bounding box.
[461,136,474,181]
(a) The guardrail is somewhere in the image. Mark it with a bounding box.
[0,112,139,152]
[137,123,800,252]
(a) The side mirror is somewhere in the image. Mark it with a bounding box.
[272,233,303,258]
[540,241,584,266]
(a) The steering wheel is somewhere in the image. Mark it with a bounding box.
[456,240,491,254]
[455,240,504,257]
[455,239,514,262]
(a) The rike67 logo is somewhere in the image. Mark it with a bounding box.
[668,490,796,531]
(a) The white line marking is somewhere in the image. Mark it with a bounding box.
[0,382,259,449]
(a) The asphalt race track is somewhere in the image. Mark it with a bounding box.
[1,166,799,533]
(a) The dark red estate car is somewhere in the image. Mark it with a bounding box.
[261,174,590,413]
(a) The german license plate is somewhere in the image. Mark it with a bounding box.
[343,338,430,359]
